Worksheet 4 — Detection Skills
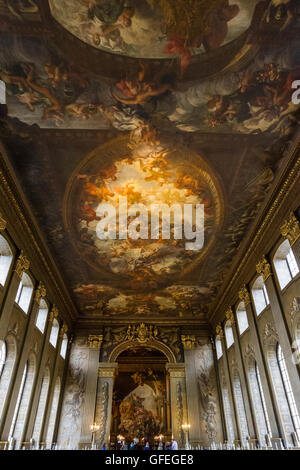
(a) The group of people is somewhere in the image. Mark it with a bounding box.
[118,438,178,451]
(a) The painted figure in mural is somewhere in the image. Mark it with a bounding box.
[265,0,296,31]
[5,0,38,20]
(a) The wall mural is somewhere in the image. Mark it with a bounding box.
[0,0,299,319]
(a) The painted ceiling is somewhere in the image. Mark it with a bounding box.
[0,0,299,322]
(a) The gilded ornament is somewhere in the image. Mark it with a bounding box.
[280,212,300,246]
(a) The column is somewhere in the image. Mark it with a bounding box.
[256,256,300,413]
[280,212,300,267]
[238,286,281,439]
[0,251,30,340]
[78,335,103,448]
[94,362,118,449]
[225,307,256,438]
[165,363,187,449]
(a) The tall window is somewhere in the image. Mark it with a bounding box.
[277,345,300,440]
[248,358,271,444]
[46,377,61,449]
[15,272,33,313]
[233,369,249,444]
[35,299,48,333]
[32,369,50,447]
[216,335,223,359]
[9,363,28,447]
[0,336,17,421]
[49,319,59,348]
[236,302,249,335]
[0,234,13,286]
[60,334,68,359]
[256,363,272,436]
[0,340,6,378]
[273,240,299,290]
[252,276,269,316]
[222,383,235,443]
[225,321,234,349]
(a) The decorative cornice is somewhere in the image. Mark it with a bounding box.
[49,306,59,323]
[0,211,7,230]
[238,286,250,307]
[215,324,224,339]
[34,282,47,303]
[256,256,272,282]
[181,335,196,350]
[88,334,103,349]
[225,307,235,326]
[280,212,300,246]
[14,251,30,278]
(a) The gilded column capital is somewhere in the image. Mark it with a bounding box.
[181,335,196,350]
[256,256,272,281]
[98,362,118,378]
[280,212,300,246]
[59,323,68,338]
[34,282,47,303]
[215,324,224,339]
[88,334,103,349]
[225,307,235,325]
[15,251,30,278]
[238,285,250,306]
[49,306,59,323]
[0,211,7,231]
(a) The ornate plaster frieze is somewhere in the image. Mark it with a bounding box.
[49,306,59,323]
[225,307,235,326]
[215,324,224,339]
[280,212,300,246]
[238,286,250,306]
[34,282,47,303]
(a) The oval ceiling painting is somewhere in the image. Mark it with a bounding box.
[64,137,223,291]
[49,0,262,61]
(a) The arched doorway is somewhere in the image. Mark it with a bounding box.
[110,346,171,449]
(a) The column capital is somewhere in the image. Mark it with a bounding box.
[0,211,7,231]
[49,306,59,323]
[238,285,250,306]
[225,307,235,325]
[98,362,118,378]
[165,363,185,378]
[15,251,30,278]
[215,324,224,339]
[181,335,196,350]
[88,334,103,350]
[280,212,300,246]
[34,282,47,303]
[256,256,272,281]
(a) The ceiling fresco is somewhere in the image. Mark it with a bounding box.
[0,0,299,321]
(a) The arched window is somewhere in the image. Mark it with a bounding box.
[32,368,50,447]
[273,240,299,290]
[0,335,17,421]
[49,319,59,348]
[236,302,249,335]
[0,340,6,378]
[35,299,48,333]
[9,354,36,449]
[60,334,68,359]
[252,276,269,316]
[215,335,223,359]
[0,234,13,286]
[248,358,271,444]
[232,369,249,445]
[46,376,61,449]
[277,345,300,441]
[15,272,33,314]
[225,321,234,349]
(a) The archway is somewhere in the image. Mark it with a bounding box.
[110,345,172,449]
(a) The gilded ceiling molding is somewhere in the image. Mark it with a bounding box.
[49,306,59,323]
[88,334,103,349]
[181,335,196,350]
[215,324,224,339]
[225,307,235,326]
[14,251,30,278]
[256,256,272,282]
[0,211,7,231]
[238,286,250,307]
[34,282,47,303]
[280,212,300,246]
